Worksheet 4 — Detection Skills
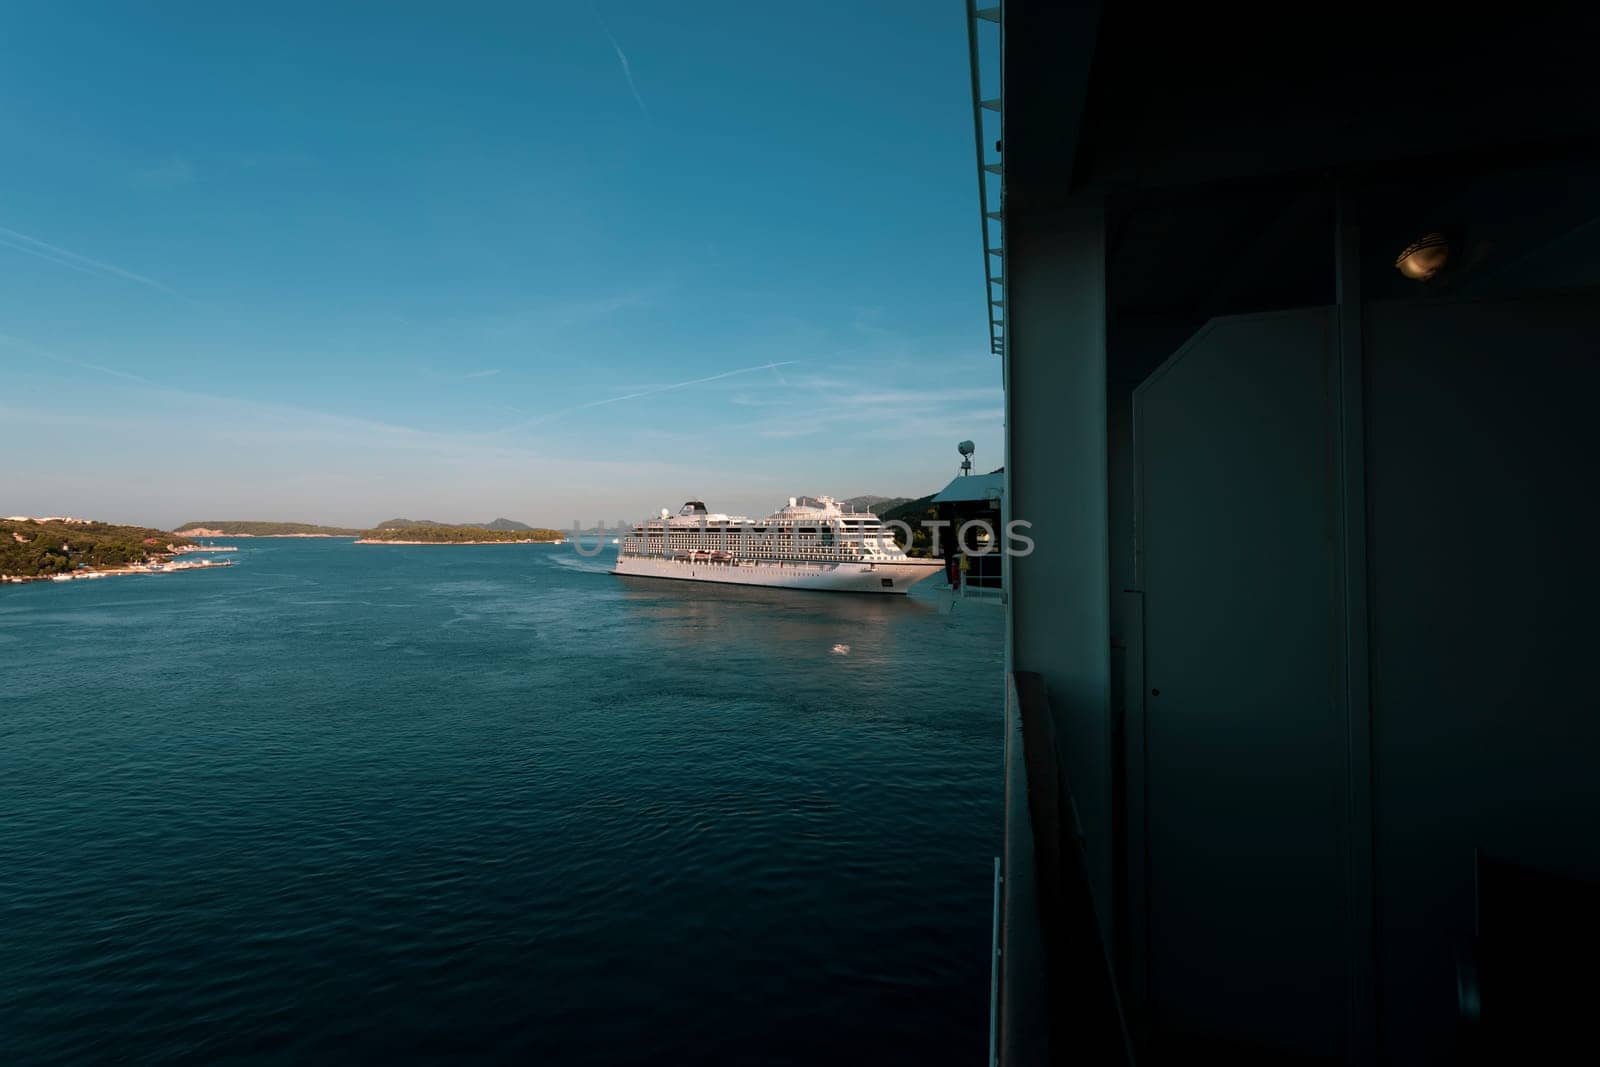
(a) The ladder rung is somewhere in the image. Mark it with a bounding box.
[980,97,1001,111]
[975,7,1000,23]
[983,162,1002,174]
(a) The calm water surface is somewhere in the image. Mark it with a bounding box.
[1,539,1003,1064]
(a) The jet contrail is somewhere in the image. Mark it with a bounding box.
[0,331,155,385]
[0,224,178,295]
[598,15,650,122]
[0,237,106,280]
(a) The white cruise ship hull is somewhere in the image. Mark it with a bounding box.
[611,553,943,594]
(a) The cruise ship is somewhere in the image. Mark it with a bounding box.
[612,496,944,594]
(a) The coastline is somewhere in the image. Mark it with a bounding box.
[176,532,356,539]
[353,538,564,546]
[2,558,236,585]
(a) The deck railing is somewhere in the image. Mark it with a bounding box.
[999,672,1133,1065]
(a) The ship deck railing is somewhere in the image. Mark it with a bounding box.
[621,549,910,564]
[999,672,1133,1065]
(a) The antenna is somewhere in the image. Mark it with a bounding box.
[958,439,975,476]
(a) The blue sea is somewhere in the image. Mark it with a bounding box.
[1,539,1003,1064]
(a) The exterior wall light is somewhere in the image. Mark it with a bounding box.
[1395,232,1450,281]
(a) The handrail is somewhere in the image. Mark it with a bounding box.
[965,0,1005,357]
[1000,671,1134,1064]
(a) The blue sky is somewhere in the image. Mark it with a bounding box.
[0,1,1000,528]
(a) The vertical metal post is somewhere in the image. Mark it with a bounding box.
[990,855,1002,1067]
[1335,179,1378,1064]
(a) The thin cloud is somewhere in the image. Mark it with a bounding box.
[417,365,505,383]
[0,224,179,295]
[513,360,800,429]
[725,375,1003,441]
[134,156,196,189]
[0,382,708,526]
[597,12,650,122]
[831,385,1002,408]
[778,373,1001,412]
[0,332,155,386]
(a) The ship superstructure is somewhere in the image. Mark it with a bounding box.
[612,496,942,594]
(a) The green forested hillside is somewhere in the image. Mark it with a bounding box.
[375,518,533,531]
[1,519,193,577]
[878,494,940,555]
[841,495,912,515]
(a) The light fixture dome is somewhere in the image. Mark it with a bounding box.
[1395,232,1450,281]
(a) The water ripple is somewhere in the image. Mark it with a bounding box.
[0,539,1003,1065]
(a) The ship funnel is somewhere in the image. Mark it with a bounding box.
[789,496,797,507]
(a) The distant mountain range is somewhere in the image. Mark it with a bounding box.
[175,521,364,537]
[358,524,562,543]
[176,501,934,541]
[175,518,536,536]
[375,517,532,531]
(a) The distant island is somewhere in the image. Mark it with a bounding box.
[176,521,363,537]
[28,497,926,564]
[177,518,549,538]
[3,493,931,579]
[356,524,565,545]
[374,517,534,532]
[2,517,233,583]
